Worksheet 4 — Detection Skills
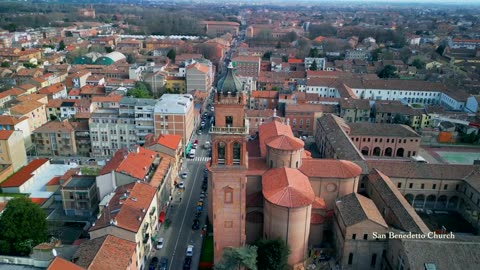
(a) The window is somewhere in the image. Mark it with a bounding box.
[456,184,459,191]
[363,234,368,240]
[348,253,353,265]
[224,188,233,204]
[397,183,402,188]
[218,142,226,164]
[432,184,436,190]
[421,184,425,189]
[233,142,241,164]
[444,184,448,190]
[371,254,377,267]
[352,234,356,240]
[409,183,413,189]
[226,116,233,126]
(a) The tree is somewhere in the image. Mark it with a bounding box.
[371,48,382,61]
[262,51,272,61]
[0,198,47,256]
[1,61,10,68]
[309,60,318,71]
[105,46,114,53]
[436,44,446,56]
[392,114,409,125]
[127,81,153,98]
[308,23,337,39]
[255,239,290,270]
[412,58,425,69]
[215,245,258,270]
[167,49,176,63]
[126,53,136,64]
[378,65,398,78]
[309,48,319,58]
[58,40,66,51]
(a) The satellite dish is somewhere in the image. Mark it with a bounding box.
[52,249,57,257]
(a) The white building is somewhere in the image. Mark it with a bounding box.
[304,57,326,70]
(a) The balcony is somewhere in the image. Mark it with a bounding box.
[210,125,249,135]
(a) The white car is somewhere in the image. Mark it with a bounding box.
[177,181,185,189]
[156,238,164,249]
[181,172,188,179]
[186,245,194,257]
[210,106,214,111]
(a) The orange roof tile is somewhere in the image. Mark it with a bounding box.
[300,159,362,179]
[0,115,24,125]
[10,100,44,115]
[258,119,295,157]
[265,135,304,151]
[1,159,49,188]
[0,88,26,99]
[262,167,315,208]
[0,130,14,140]
[288,58,304,64]
[92,95,123,103]
[38,83,66,95]
[31,197,48,205]
[145,134,182,150]
[47,176,61,186]
[312,196,327,209]
[47,256,85,270]
[16,93,48,103]
[100,147,157,180]
[88,235,136,270]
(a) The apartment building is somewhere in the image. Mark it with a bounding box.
[154,94,195,146]
[61,175,99,217]
[0,130,27,172]
[0,115,32,149]
[305,57,327,70]
[232,56,261,78]
[202,21,240,37]
[10,100,48,132]
[186,62,214,92]
[32,120,77,156]
[120,97,156,145]
[285,103,337,136]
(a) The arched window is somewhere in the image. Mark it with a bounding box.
[233,142,241,165]
[218,142,226,164]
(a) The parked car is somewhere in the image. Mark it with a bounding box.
[197,205,203,212]
[160,257,168,270]
[181,172,188,179]
[186,245,194,257]
[149,257,159,270]
[177,181,185,189]
[183,257,192,270]
[195,211,202,218]
[156,238,164,249]
[196,129,202,135]
[192,219,200,230]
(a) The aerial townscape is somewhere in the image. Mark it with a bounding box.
[0,0,479,269]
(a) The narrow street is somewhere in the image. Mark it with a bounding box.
[149,121,212,270]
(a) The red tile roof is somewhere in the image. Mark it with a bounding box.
[47,176,61,186]
[311,213,326,224]
[100,147,157,180]
[299,159,362,179]
[1,159,49,188]
[265,135,304,151]
[258,119,295,157]
[31,197,48,205]
[47,256,85,270]
[88,235,136,270]
[0,130,14,140]
[38,83,65,95]
[288,58,304,64]
[145,134,182,150]
[262,167,315,208]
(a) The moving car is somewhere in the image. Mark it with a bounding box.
[149,257,159,270]
[160,257,168,270]
[156,238,164,249]
[183,257,192,270]
[186,245,194,257]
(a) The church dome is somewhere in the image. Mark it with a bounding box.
[217,62,243,95]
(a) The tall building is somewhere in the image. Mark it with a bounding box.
[208,63,249,263]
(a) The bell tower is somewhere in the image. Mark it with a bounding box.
[208,63,248,263]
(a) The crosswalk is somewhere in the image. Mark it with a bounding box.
[188,157,211,162]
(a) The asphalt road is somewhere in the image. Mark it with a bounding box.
[150,121,212,270]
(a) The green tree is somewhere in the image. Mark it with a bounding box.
[126,53,136,64]
[309,48,319,57]
[105,46,114,53]
[436,44,446,56]
[371,48,382,61]
[309,60,318,71]
[0,198,47,256]
[392,114,409,125]
[378,65,398,78]
[167,49,176,63]
[58,40,66,51]
[1,61,10,68]
[127,81,153,98]
[262,51,272,60]
[215,245,258,270]
[412,58,425,69]
[255,239,290,270]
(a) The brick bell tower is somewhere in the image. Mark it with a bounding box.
[208,62,248,263]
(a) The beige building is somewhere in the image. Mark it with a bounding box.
[202,21,240,37]
[10,100,48,132]
[0,130,27,172]
[32,120,77,156]
[186,62,214,92]
[89,182,158,270]
[340,98,371,123]
[154,94,195,146]
[0,115,32,149]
